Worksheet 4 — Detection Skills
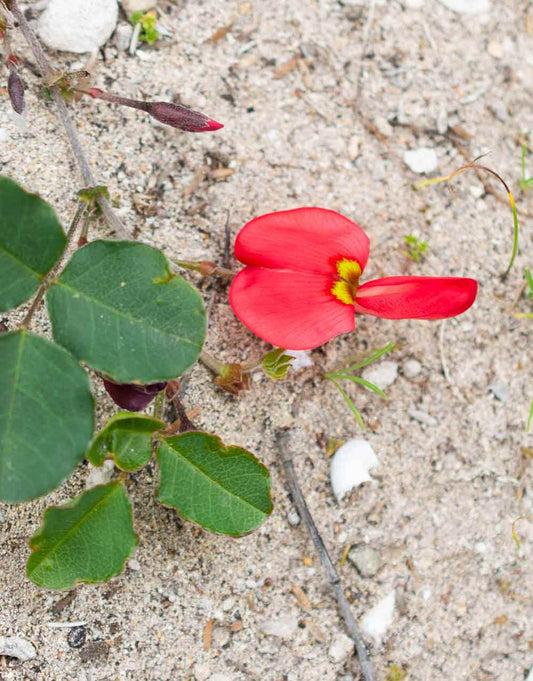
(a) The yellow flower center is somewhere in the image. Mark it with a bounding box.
[331,258,361,305]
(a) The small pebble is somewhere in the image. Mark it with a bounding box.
[374,116,393,138]
[113,23,133,51]
[222,597,235,612]
[407,409,437,426]
[67,626,86,649]
[128,558,141,571]
[0,509,6,525]
[361,361,398,391]
[260,614,298,638]
[361,590,396,646]
[287,511,301,526]
[121,0,156,12]
[86,460,114,489]
[403,359,421,378]
[0,636,36,661]
[285,349,313,370]
[348,135,360,160]
[328,633,354,663]
[403,147,438,174]
[489,380,508,402]
[212,626,231,649]
[348,545,382,578]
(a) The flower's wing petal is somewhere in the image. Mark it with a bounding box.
[235,207,370,274]
[229,267,355,350]
[354,276,477,319]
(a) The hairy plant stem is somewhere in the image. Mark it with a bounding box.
[276,430,375,681]
[7,0,128,238]
[200,349,261,376]
[21,201,87,329]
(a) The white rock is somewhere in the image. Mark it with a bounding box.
[348,545,382,577]
[121,0,156,13]
[85,460,114,489]
[403,147,438,174]
[328,633,354,663]
[360,590,396,646]
[113,22,133,51]
[285,349,313,370]
[361,361,398,391]
[489,380,508,403]
[0,636,36,661]
[260,614,298,638]
[194,663,212,681]
[38,0,118,53]
[403,359,422,378]
[287,511,301,526]
[438,0,489,13]
[407,409,437,426]
[348,135,360,160]
[127,558,141,571]
[330,439,378,501]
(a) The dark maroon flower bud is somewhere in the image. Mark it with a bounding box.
[7,58,25,115]
[86,88,223,133]
[103,378,166,411]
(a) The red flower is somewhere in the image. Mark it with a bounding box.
[229,207,477,350]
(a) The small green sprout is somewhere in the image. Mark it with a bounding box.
[324,342,398,429]
[519,144,533,192]
[131,10,160,46]
[403,234,429,262]
[525,268,533,298]
[386,664,408,681]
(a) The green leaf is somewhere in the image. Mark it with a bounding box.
[88,412,164,471]
[262,348,294,380]
[156,432,272,537]
[0,331,94,503]
[47,240,206,383]
[0,177,66,312]
[27,482,137,589]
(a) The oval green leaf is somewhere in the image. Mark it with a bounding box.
[0,177,66,312]
[27,482,137,589]
[47,240,206,383]
[88,412,165,471]
[156,432,273,537]
[0,331,94,503]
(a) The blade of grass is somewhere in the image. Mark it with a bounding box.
[343,342,398,372]
[527,397,533,433]
[326,374,387,399]
[327,378,365,430]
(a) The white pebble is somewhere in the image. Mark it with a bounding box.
[260,614,298,638]
[361,361,398,391]
[404,147,438,174]
[85,460,114,489]
[128,558,141,571]
[489,380,508,403]
[403,359,421,378]
[407,409,437,427]
[330,439,378,501]
[328,633,354,663]
[360,590,396,646]
[285,349,313,370]
[121,0,156,13]
[113,23,133,51]
[38,0,118,53]
[438,0,489,13]
[348,135,360,160]
[287,511,301,526]
[0,128,8,143]
[0,636,36,661]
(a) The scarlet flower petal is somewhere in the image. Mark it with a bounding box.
[354,276,477,320]
[229,267,355,350]
[235,207,370,275]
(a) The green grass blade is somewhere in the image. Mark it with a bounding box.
[327,378,365,430]
[527,397,533,433]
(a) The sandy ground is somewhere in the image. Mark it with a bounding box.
[1,0,533,679]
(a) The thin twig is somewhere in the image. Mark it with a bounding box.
[275,430,375,681]
[7,0,129,238]
[21,200,87,329]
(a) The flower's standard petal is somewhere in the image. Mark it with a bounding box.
[235,207,370,275]
[229,267,355,350]
[354,276,477,320]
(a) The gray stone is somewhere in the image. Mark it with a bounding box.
[328,632,354,662]
[38,0,118,53]
[403,359,422,378]
[489,380,508,402]
[121,0,156,14]
[128,558,141,571]
[347,545,382,578]
[113,22,133,51]
[404,147,438,174]
[287,511,300,526]
[361,361,398,391]
[0,636,36,661]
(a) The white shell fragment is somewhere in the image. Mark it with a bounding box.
[360,590,396,646]
[403,147,438,174]
[0,636,36,661]
[38,0,118,53]
[285,349,314,370]
[330,439,378,501]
